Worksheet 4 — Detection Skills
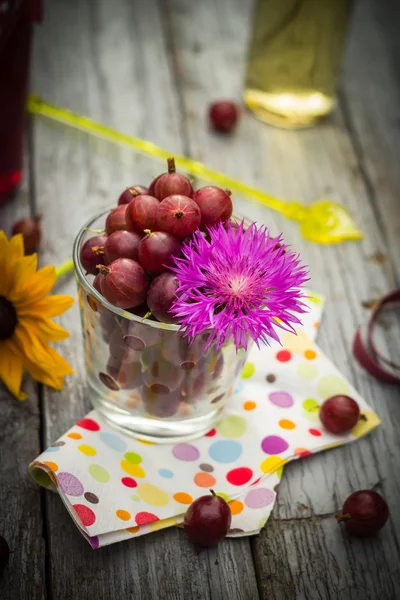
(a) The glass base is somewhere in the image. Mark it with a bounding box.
[90,388,222,443]
[244,89,335,129]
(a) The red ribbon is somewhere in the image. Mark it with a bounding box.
[353,289,400,384]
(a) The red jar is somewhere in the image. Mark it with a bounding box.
[0,1,43,205]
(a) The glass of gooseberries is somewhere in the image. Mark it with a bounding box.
[73,206,248,442]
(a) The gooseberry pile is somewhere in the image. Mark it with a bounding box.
[80,157,233,323]
[79,157,235,416]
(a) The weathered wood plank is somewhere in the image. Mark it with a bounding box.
[31,1,259,598]
[0,154,44,599]
[164,0,400,598]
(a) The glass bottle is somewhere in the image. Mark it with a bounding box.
[244,0,353,129]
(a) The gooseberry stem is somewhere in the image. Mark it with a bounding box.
[55,259,74,280]
[84,227,105,234]
[335,513,351,523]
[167,157,176,173]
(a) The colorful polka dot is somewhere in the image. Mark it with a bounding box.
[122,477,137,488]
[43,461,58,472]
[234,381,245,394]
[260,456,284,474]
[68,432,82,440]
[124,452,142,465]
[135,512,159,526]
[218,415,247,439]
[194,472,217,487]
[261,435,289,455]
[120,460,146,478]
[217,492,231,503]
[149,518,177,532]
[245,488,275,508]
[88,536,99,549]
[88,464,110,483]
[205,429,216,437]
[199,463,214,472]
[137,483,170,507]
[131,495,140,502]
[127,526,140,534]
[226,467,253,486]
[302,398,320,412]
[276,466,284,478]
[173,492,193,504]
[317,375,350,400]
[99,432,127,452]
[276,350,291,362]
[77,418,100,431]
[84,492,99,504]
[351,410,380,438]
[241,362,255,378]
[304,349,317,360]
[44,445,60,453]
[294,448,311,457]
[258,517,268,529]
[172,443,200,461]
[266,374,276,383]
[314,321,319,329]
[136,438,155,445]
[229,500,244,515]
[297,362,318,380]
[279,419,296,430]
[243,401,256,411]
[73,504,96,526]
[116,509,131,521]
[209,440,242,463]
[158,468,174,478]
[268,391,294,408]
[78,444,97,457]
[309,428,322,437]
[57,472,84,496]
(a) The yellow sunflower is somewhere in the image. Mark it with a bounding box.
[0,232,74,401]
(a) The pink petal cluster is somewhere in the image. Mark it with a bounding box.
[170,221,309,351]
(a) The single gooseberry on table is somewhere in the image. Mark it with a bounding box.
[319,395,361,434]
[12,216,42,253]
[98,258,149,309]
[156,194,201,240]
[126,194,160,233]
[209,100,239,133]
[80,234,108,275]
[184,490,231,547]
[336,490,389,536]
[118,185,148,205]
[105,205,128,235]
[138,231,181,275]
[192,186,233,229]
[149,157,193,200]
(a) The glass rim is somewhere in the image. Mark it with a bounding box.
[72,206,182,331]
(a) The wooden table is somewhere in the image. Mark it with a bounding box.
[1,1,399,598]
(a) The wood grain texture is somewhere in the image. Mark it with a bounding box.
[31,1,259,599]
[0,157,45,599]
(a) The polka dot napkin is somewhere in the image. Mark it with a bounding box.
[29,292,380,548]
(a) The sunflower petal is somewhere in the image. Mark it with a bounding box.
[12,325,72,373]
[9,233,25,259]
[10,265,56,308]
[22,355,66,390]
[17,295,75,318]
[20,317,71,342]
[0,341,27,401]
[0,234,16,296]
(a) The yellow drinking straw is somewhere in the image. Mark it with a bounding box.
[27,95,363,245]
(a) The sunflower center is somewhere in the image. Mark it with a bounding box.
[0,296,18,341]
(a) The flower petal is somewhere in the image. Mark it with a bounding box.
[19,317,71,342]
[0,341,27,401]
[22,355,66,390]
[9,233,25,259]
[10,265,56,308]
[17,295,75,319]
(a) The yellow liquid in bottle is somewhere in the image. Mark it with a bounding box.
[244,0,352,129]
